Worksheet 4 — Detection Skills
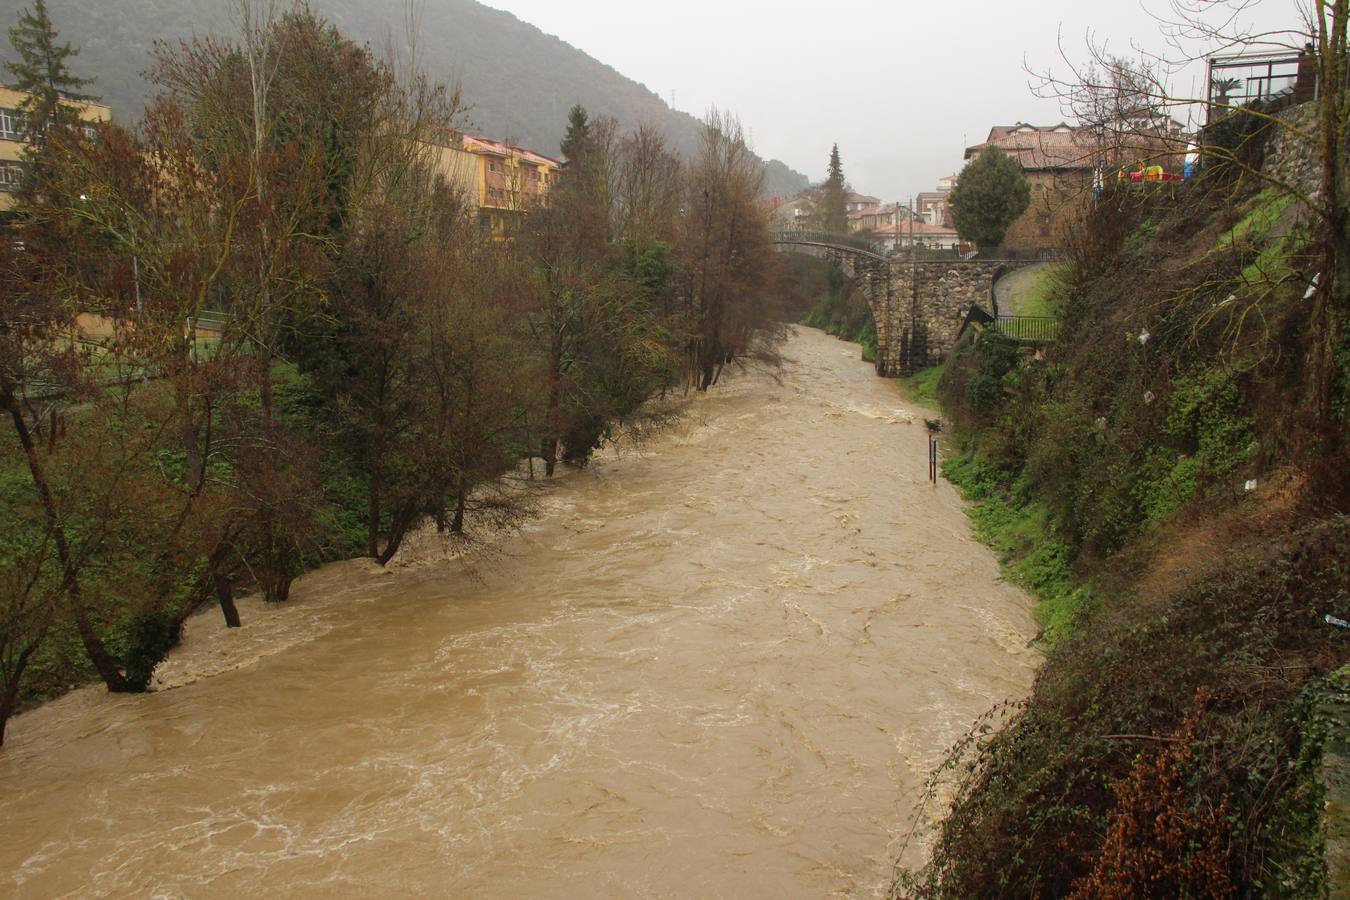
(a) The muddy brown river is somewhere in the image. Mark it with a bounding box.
[1,326,1038,898]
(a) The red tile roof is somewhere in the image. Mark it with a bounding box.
[461,135,562,169]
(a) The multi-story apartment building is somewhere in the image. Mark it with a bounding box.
[845,191,880,213]
[0,86,111,212]
[847,202,916,234]
[431,132,562,237]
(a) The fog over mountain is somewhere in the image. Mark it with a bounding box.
[0,0,810,197]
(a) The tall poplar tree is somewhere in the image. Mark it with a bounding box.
[4,0,96,142]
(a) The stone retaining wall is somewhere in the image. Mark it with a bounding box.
[1264,102,1321,201]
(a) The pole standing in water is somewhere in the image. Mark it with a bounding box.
[924,418,941,484]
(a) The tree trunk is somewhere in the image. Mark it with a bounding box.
[367,470,382,560]
[182,417,202,490]
[265,575,292,604]
[210,544,241,628]
[259,350,274,424]
[214,573,241,627]
[544,333,562,477]
[0,641,41,747]
[375,504,416,566]
[3,391,129,692]
[0,687,18,748]
[1313,3,1349,458]
[451,476,468,534]
[542,436,558,477]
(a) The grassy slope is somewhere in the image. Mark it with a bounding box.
[1012,263,1064,318]
[995,261,1065,318]
[900,364,943,405]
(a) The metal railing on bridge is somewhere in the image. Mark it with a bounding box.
[993,315,1060,342]
[772,231,889,262]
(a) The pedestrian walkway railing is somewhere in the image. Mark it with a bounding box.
[993,315,1060,342]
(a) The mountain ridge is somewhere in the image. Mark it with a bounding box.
[0,0,809,197]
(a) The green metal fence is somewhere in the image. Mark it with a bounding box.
[993,315,1060,342]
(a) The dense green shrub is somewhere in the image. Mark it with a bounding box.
[901,364,944,405]
[943,452,1093,647]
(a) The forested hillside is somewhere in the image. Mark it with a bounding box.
[0,0,810,197]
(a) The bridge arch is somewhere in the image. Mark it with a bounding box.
[773,232,1036,377]
[774,233,896,375]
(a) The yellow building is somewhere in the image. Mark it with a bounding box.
[0,86,112,212]
[429,132,562,237]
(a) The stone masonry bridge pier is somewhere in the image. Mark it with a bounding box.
[774,232,1033,376]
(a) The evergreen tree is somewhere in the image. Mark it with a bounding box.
[5,0,96,143]
[818,143,848,234]
[560,103,590,163]
[949,146,1031,253]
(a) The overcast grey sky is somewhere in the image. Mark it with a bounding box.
[479,0,1302,201]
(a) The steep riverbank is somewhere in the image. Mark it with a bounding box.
[1,326,1037,898]
[902,165,1350,895]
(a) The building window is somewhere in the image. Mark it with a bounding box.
[0,108,25,141]
[0,161,23,190]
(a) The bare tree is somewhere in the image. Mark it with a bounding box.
[676,109,785,391]
[615,123,683,246]
[1034,1,1348,445]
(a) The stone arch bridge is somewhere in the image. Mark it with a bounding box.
[775,232,1034,377]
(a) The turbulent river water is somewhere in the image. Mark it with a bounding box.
[1,326,1039,898]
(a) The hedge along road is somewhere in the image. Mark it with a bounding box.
[0,325,1039,898]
